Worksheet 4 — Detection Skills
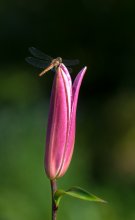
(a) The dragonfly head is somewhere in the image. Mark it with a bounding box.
[57,57,62,63]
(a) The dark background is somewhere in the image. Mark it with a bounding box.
[0,0,135,219]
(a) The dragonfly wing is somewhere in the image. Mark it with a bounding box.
[28,47,53,61]
[63,59,79,66]
[25,57,49,69]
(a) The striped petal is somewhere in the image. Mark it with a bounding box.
[45,66,72,179]
[57,67,87,177]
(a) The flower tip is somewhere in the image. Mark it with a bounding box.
[83,66,87,71]
[80,66,87,76]
[80,66,87,74]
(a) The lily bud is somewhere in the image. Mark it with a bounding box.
[45,64,87,179]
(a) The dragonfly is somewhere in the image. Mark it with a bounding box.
[26,47,79,77]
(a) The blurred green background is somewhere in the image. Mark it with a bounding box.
[0,0,135,220]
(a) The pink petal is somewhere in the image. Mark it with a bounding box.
[58,67,87,177]
[45,66,71,179]
[60,63,72,118]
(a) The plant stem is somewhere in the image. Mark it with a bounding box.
[50,179,58,220]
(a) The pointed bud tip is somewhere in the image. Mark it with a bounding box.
[83,66,87,71]
[79,66,87,75]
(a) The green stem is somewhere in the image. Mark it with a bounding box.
[50,180,58,220]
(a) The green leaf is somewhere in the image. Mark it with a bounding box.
[54,186,107,207]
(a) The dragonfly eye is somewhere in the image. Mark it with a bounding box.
[57,57,62,63]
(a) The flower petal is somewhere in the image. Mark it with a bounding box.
[59,63,72,118]
[58,67,87,177]
[45,66,71,179]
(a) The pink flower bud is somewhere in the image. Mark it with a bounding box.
[45,64,87,179]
